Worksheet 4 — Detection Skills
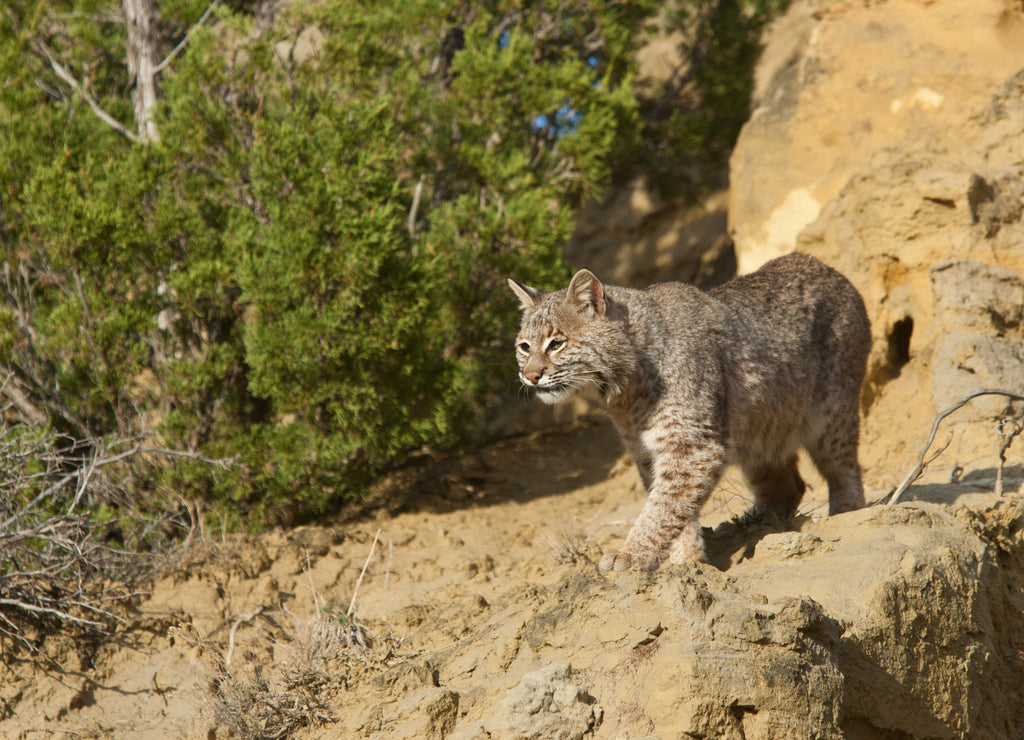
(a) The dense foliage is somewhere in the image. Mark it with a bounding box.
[0,0,785,528]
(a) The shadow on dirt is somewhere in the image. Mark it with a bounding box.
[337,416,625,522]
[898,466,1023,505]
[703,514,806,571]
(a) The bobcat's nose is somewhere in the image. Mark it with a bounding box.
[523,370,543,384]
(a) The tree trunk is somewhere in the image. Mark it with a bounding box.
[123,0,160,142]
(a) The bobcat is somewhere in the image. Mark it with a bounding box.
[508,253,871,571]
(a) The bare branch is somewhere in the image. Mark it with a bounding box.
[225,605,266,668]
[1,441,231,532]
[136,445,237,469]
[2,470,82,532]
[887,388,1024,504]
[0,375,47,427]
[35,41,142,143]
[407,175,425,237]
[0,422,231,654]
[153,0,222,74]
[4,359,92,437]
[347,528,381,619]
[123,0,161,141]
[0,598,104,628]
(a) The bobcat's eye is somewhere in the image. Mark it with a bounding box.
[517,341,530,353]
[546,338,565,352]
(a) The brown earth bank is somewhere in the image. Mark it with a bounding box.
[1,419,1022,739]
[5,0,1024,737]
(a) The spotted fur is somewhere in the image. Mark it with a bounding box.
[509,253,871,571]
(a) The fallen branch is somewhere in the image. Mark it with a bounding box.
[225,605,266,668]
[887,387,1024,505]
[0,598,104,628]
[0,424,232,654]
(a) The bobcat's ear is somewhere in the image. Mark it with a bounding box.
[507,278,546,310]
[567,269,606,318]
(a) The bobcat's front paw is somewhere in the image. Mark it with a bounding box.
[598,549,660,572]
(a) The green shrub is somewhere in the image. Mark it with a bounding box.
[0,0,785,528]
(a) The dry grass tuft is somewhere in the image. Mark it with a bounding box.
[172,618,342,740]
[171,538,406,740]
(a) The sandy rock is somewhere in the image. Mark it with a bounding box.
[729,0,1024,485]
[441,566,845,740]
[931,260,1024,335]
[932,334,1024,416]
[453,663,602,740]
[434,499,1024,739]
[929,260,1024,418]
[383,688,460,740]
[729,0,1024,274]
[735,504,999,738]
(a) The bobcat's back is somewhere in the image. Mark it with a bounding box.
[704,253,870,464]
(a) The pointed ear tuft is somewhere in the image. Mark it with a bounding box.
[567,269,606,318]
[507,278,546,310]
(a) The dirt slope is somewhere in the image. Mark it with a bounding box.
[1,416,1022,738]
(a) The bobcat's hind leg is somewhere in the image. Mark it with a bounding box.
[743,454,806,521]
[802,397,868,517]
[807,408,865,514]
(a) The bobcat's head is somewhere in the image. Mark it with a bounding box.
[507,269,617,404]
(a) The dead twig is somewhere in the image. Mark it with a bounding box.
[888,387,1024,505]
[995,418,1023,497]
[303,548,323,613]
[0,421,232,655]
[225,605,266,668]
[152,0,222,74]
[406,175,425,237]
[347,528,381,619]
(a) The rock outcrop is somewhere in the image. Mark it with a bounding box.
[730,0,1024,275]
[731,0,1024,486]
[344,499,1024,739]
